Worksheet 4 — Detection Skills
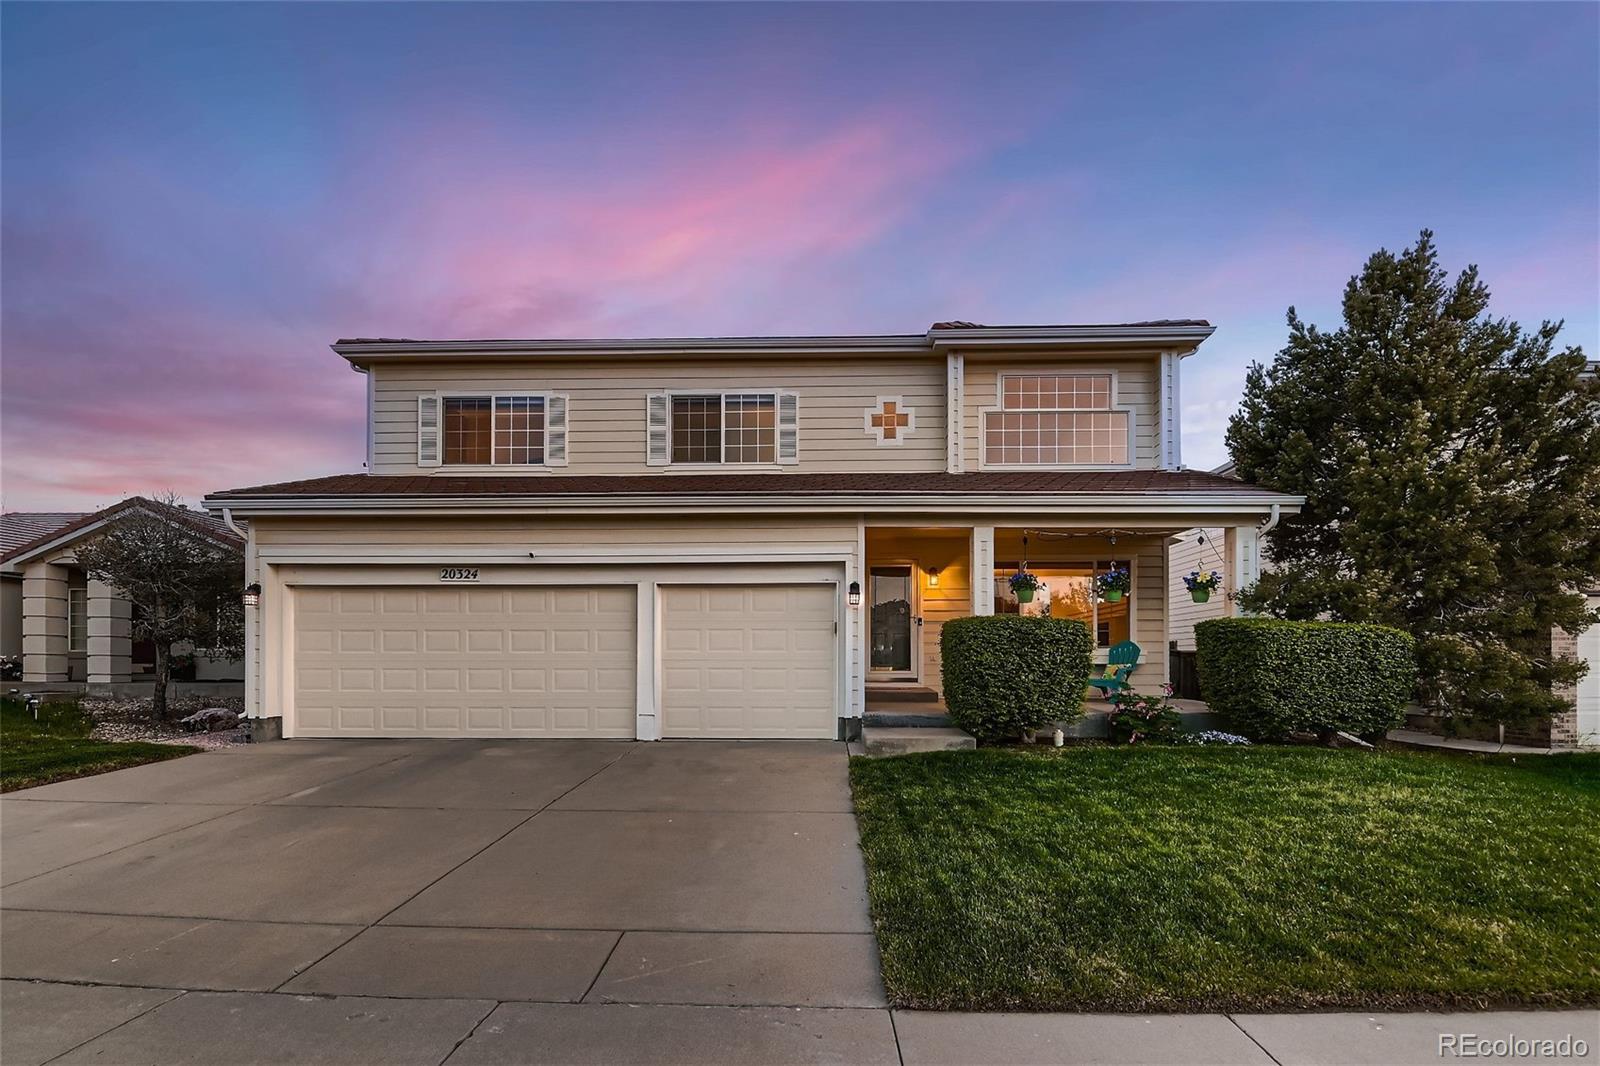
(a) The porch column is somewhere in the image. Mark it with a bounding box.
[22,560,69,682]
[85,579,132,683]
[1224,525,1262,616]
[971,525,994,616]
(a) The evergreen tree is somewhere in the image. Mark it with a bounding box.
[1227,230,1600,723]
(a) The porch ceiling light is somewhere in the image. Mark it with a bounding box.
[848,581,862,607]
[242,582,262,608]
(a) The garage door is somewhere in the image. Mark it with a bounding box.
[1578,594,1600,747]
[293,586,636,738]
[660,584,837,739]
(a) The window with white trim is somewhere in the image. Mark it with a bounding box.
[434,394,560,466]
[68,585,87,652]
[670,393,777,464]
[983,372,1130,466]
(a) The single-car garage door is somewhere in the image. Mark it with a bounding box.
[660,584,837,739]
[293,585,636,738]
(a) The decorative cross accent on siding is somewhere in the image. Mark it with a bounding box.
[865,397,915,445]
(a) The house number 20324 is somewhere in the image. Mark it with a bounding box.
[439,567,480,582]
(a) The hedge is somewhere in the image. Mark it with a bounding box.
[1195,618,1415,740]
[941,615,1093,742]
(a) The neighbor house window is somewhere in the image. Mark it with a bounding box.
[983,373,1130,466]
[443,395,546,465]
[671,393,776,464]
[993,561,1131,648]
[68,586,87,652]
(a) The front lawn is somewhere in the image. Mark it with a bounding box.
[1,696,199,792]
[849,746,1600,1012]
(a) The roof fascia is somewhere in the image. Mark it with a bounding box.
[201,490,1304,518]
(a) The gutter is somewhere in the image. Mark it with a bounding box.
[220,507,247,539]
[201,490,1305,517]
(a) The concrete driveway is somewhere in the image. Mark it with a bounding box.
[1,739,894,1065]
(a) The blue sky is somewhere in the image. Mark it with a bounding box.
[3,2,1596,508]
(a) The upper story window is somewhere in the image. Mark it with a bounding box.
[418,392,567,468]
[982,372,1131,467]
[649,391,798,467]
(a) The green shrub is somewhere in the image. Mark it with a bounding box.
[1195,618,1415,740]
[941,615,1092,741]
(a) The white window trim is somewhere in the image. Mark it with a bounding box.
[436,391,565,469]
[978,368,1136,471]
[864,395,915,447]
[67,585,87,653]
[665,389,789,467]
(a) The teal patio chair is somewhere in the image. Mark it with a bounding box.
[1087,640,1142,697]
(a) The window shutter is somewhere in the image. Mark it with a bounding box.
[646,393,670,466]
[776,391,799,465]
[545,394,568,466]
[417,394,442,467]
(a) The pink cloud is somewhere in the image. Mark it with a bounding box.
[2,108,998,510]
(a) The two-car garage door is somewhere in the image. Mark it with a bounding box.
[291,582,837,739]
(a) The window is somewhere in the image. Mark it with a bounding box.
[68,586,87,652]
[983,372,1131,467]
[443,395,546,465]
[493,396,545,465]
[670,393,776,464]
[993,561,1131,648]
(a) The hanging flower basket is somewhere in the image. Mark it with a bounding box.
[1095,565,1131,604]
[1183,569,1222,604]
[1009,568,1040,604]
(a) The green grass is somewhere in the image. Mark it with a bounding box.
[1,697,198,793]
[849,746,1600,1012]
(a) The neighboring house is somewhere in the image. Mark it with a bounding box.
[1,513,88,661]
[203,321,1302,741]
[0,497,246,686]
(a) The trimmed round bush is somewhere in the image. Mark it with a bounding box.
[940,615,1092,742]
[1195,618,1415,741]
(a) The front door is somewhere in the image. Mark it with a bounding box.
[869,565,918,680]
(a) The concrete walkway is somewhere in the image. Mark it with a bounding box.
[2,741,1593,1065]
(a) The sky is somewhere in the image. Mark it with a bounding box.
[3,1,1596,512]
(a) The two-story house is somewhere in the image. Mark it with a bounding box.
[203,321,1303,741]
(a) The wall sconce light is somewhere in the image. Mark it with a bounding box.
[927,569,940,589]
[847,581,862,607]
[242,583,262,608]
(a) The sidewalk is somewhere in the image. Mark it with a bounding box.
[5,979,1594,1066]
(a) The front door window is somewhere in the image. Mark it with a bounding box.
[870,566,914,674]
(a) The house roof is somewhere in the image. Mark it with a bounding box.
[0,513,88,555]
[0,496,244,566]
[331,321,1218,367]
[209,468,1291,500]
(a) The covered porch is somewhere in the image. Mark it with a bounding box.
[861,517,1268,707]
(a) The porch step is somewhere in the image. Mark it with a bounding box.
[863,685,941,704]
[860,726,976,757]
[864,709,953,729]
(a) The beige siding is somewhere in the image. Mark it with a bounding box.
[1168,527,1228,651]
[961,355,1162,472]
[253,515,860,550]
[372,357,946,475]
